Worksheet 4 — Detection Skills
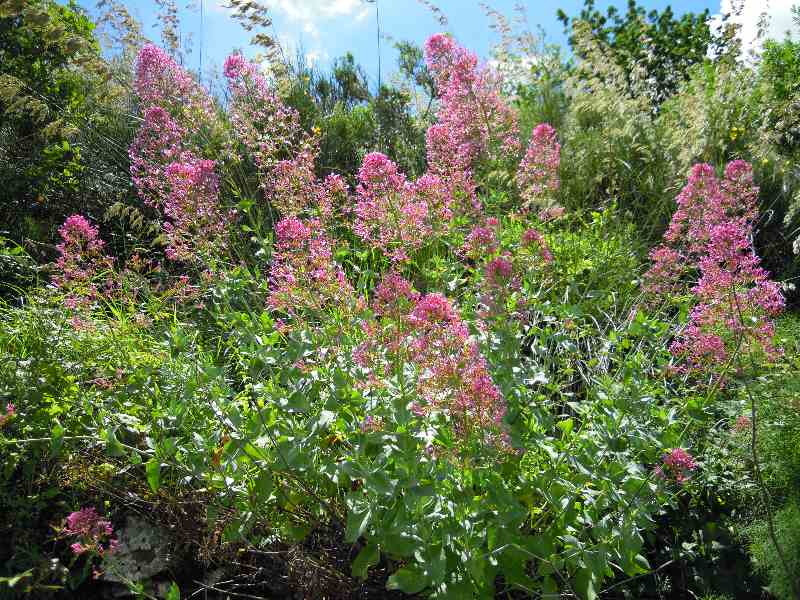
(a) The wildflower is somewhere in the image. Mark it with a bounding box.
[485,256,514,286]
[268,152,317,217]
[422,33,519,215]
[224,53,317,179]
[131,45,221,208]
[353,153,431,262]
[64,507,117,557]
[517,123,560,206]
[0,403,15,427]
[372,271,420,318]
[538,205,565,222]
[268,217,353,318]
[53,215,115,305]
[316,173,349,223]
[734,415,752,432]
[521,228,554,263]
[644,161,784,376]
[360,415,383,433]
[462,223,498,258]
[135,44,214,118]
[162,158,230,263]
[657,448,697,484]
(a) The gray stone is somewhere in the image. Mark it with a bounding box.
[102,516,171,585]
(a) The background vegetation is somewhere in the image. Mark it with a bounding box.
[1,1,800,599]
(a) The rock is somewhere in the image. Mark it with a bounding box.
[102,516,171,588]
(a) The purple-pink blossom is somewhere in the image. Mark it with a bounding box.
[643,161,784,376]
[53,215,114,306]
[0,403,15,427]
[422,33,520,215]
[517,124,561,205]
[162,158,230,263]
[657,448,697,484]
[64,507,117,557]
[354,152,431,262]
[268,217,353,317]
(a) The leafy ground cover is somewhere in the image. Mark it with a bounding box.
[2,1,800,599]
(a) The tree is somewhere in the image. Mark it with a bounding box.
[0,0,109,252]
[557,0,717,104]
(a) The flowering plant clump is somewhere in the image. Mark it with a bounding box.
[53,215,115,307]
[422,33,520,216]
[656,448,698,484]
[424,33,520,171]
[130,45,231,268]
[268,217,353,318]
[63,507,117,558]
[0,403,15,427]
[12,29,789,600]
[354,152,431,263]
[162,158,230,264]
[224,54,319,193]
[517,123,561,208]
[463,220,554,319]
[355,275,507,450]
[644,161,784,375]
[134,44,215,121]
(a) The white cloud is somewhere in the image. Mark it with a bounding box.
[268,0,367,23]
[712,0,800,56]
[211,0,370,23]
[356,6,371,22]
[209,0,371,68]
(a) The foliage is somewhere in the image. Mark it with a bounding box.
[1,3,800,599]
[557,0,718,105]
[0,0,115,252]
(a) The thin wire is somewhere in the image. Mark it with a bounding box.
[375,0,381,91]
[199,0,205,83]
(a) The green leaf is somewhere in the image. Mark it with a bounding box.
[165,582,180,600]
[103,428,126,457]
[382,533,419,558]
[574,567,597,600]
[557,418,574,436]
[253,469,273,501]
[0,569,33,588]
[145,459,161,493]
[351,543,380,580]
[387,566,427,594]
[51,422,64,456]
[345,505,371,543]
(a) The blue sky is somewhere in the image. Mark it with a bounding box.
[77,0,796,90]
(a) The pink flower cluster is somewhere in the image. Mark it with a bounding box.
[517,124,560,206]
[521,228,554,263]
[655,448,697,485]
[268,217,353,317]
[224,55,318,197]
[354,152,432,263]
[130,45,229,265]
[644,161,784,374]
[461,220,553,319]
[162,159,230,262]
[356,275,507,447]
[134,44,214,119]
[538,205,566,222]
[53,215,115,305]
[360,415,383,433]
[0,403,15,427]
[424,33,520,173]
[423,33,520,214]
[64,507,117,557]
